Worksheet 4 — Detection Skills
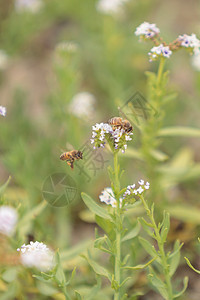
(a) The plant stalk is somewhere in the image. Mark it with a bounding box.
[113,151,121,300]
[140,196,173,300]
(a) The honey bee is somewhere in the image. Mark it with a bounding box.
[60,150,83,170]
[108,117,133,133]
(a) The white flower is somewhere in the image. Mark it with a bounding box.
[178,34,200,53]
[123,180,150,199]
[0,206,18,236]
[17,241,54,271]
[0,106,6,117]
[15,0,43,13]
[96,0,128,14]
[56,41,78,53]
[69,92,96,120]
[135,22,160,39]
[0,50,8,70]
[148,44,172,62]
[91,122,113,148]
[138,179,144,185]
[99,187,122,208]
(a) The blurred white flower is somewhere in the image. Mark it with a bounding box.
[135,22,160,39]
[148,44,172,62]
[191,51,200,71]
[69,92,96,120]
[17,241,54,271]
[0,206,18,236]
[99,187,122,208]
[0,106,6,117]
[178,34,200,54]
[96,0,128,14]
[0,50,8,70]
[15,0,43,13]
[56,41,78,53]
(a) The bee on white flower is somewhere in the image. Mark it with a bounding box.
[17,241,54,271]
[0,206,18,236]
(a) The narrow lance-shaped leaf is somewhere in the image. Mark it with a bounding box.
[122,222,140,242]
[160,212,170,243]
[148,267,168,300]
[184,257,200,274]
[122,257,157,270]
[169,240,181,277]
[174,277,188,298]
[81,192,112,220]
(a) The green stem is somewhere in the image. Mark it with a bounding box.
[140,196,173,300]
[157,57,165,86]
[113,152,121,300]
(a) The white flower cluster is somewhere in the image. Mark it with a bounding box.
[112,129,133,153]
[178,34,200,54]
[123,180,150,199]
[91,122,113,149]
[99,187,122,208]
[0,106,6,117]
[0,206,18,236]
[69,92,96,120]
[148,44,172,62]
[96,0,128,15]
[17,241,54,271]
[91,122,133,153]
[135,22,160,40]
[15,0,43,13]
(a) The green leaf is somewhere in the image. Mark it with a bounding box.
[165,204,200,224]
[81,192,112,220]
[75,291,83,300]
[55,251,66,285]
[60,239,92,262]
[17,201,47,235]
[122,222,140,242]
[82,255,111,281]
[87,276,101,300]
[160,212,170,243]
[184,257,200,274]
[148,268,168,300]
[158,126,200,137]
[95,215,115,241]
[150,149,168,162]
[138,217,154,236]
[118,147,143,160]
[123,257,157,270]
[174,276,188,298]
[139,237,157,258]
[169,240,181,277]
[0,176,11,197]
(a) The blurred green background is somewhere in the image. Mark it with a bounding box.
[0,0,200,299]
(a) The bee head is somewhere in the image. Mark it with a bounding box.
[77,151,83,159]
